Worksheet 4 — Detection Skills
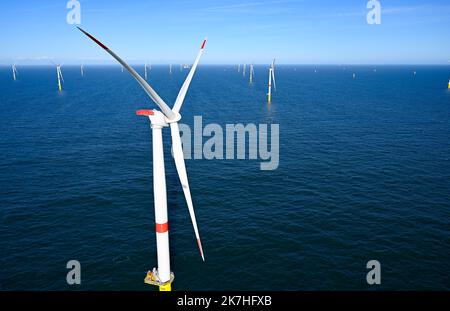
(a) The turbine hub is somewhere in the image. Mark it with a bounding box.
[136,109,168,128]
[165,112,181,124]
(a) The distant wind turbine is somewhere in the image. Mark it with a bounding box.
[51,63,64,92]
[145,62,148,80]
[267,59,276,103]
[12,64,18,81]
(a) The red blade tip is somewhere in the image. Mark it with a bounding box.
[77,27,109,51]
[197,239,205,261]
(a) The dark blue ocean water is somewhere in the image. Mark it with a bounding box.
[1,65,450,290]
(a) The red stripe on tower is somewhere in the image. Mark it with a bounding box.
[201,40,207,49]
[155,222,169,233]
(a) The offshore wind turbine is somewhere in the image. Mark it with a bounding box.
[55,64,64,92]
[81,64,84,77]
[243,64,246,77]
[267,59,276,103]
[169,64,172,74]
[447,61,450,88]
[249,64,254,83]
[12,64,18,81]
[78,27,206,292]
[145,62,148,80]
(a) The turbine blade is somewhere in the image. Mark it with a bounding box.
[172,38,207,114]
[59,67,64,83]
[170,122,205,261]
[272,70,276,91]
[77,27,175,120]
[271,60,276,91]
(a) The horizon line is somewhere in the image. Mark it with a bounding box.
[1,63,450,66]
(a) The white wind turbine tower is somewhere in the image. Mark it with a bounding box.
[12,64,18,81]
[169,64,172,74]
[243,64,246,77]
[81,64,84,77]
[78,27,206,292]
[267,59,276,103]
[249,64,254,83]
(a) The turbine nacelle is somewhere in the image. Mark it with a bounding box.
[136,109,181,127]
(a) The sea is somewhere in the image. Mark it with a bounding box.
[1,65,449,290]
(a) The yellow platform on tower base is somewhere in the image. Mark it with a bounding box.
[144,270,174,291]
[159,283,172,291]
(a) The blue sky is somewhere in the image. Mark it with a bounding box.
[1,0,450,64]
